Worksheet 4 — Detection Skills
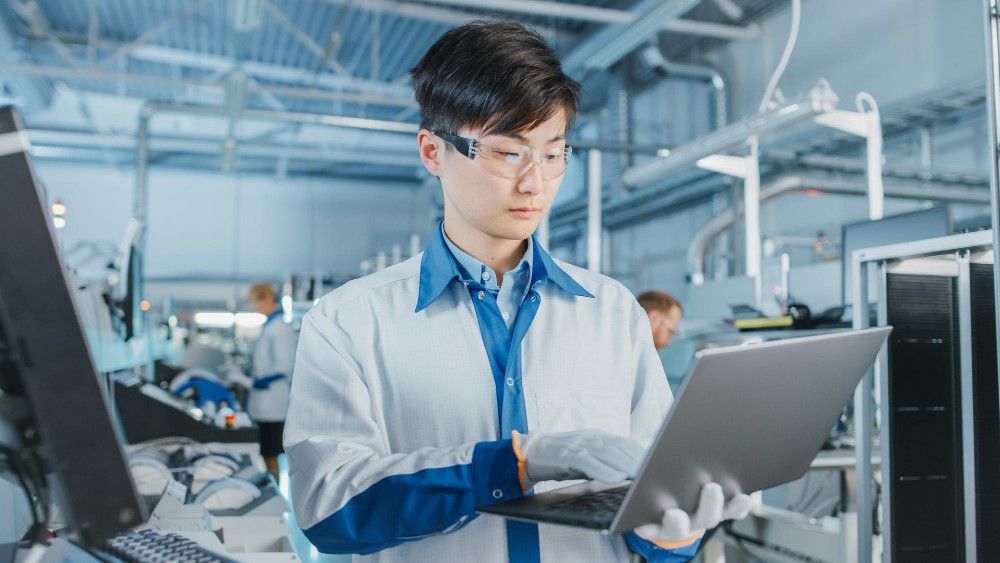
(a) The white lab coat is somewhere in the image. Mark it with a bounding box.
[248,314,297,422]
[285,250,676,562]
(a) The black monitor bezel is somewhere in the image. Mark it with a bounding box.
[0,106,146,545]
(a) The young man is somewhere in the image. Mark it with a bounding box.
[637,291,683,350]
[247,283,297,484]
[285,20,750,562]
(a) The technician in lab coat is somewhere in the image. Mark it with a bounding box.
[247,282,297,483]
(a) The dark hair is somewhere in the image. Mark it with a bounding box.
[637,291,683,315]
[410,20,581,138]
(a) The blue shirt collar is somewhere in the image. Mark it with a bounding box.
[416,222,593,312]
[263,309,283,326]
[443,227,533,290]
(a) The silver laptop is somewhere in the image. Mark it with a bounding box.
[478,326,892,533]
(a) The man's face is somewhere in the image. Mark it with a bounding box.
[649,306,682,349]
[421,110,569,244]
[248,294,274,316]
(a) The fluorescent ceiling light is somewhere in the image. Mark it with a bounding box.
[194,312,235,327]
[235,312,267,328]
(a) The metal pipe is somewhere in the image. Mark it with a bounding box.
[623,82,839,189]
[665,18,760,40]
[764,152,990,186]
[29,130,419,164]
[744,149,761,302]
[636,44,727,133]
[565,140,669,154]
[563,0,701,77]
[241,108,419,133]
[686,174,993,283]
[712,0,743,20]
[957,252,979,562]
[660,57,728,129]
[0,62,416,107]
[982,0,1000,379]
[587,149,603,272]
[421,0,636,23]
[851,259,874,563]
[549,171,727,244]
[416,0,760,40]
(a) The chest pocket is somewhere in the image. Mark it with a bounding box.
[534,390,630,438]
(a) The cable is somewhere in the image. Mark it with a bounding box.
[746,0,802,197]
[757,0,802,114]
[856,91,880,119]
[0,446,43,563]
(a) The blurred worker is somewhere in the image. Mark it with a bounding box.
[247,283,297,484]
[637,290,683,350]
[285,20,750,562]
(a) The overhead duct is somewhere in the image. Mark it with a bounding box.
[562,0,701,78]
[623,81,839,189]
[687,174,993,284]
[634,44,727,130]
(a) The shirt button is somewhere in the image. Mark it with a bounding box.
[492,489,503,499]
[478,291,485,300]
[502,311,510,320]
[506,377,514,387]
[482,271,492,281]
[530,295,537,303]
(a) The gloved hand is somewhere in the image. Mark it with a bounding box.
[222,364,254,389]
[513,430,645,489]
[635,482,752,543]
[252,373,286,390]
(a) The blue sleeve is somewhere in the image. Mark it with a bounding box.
[625,531,702,563]
[252,373,287,389]
[173,381,194,396]
[302,439,523,555]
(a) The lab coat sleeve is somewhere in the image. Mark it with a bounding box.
[269,322,297,380]
[285,310,523,555]
[624,305,702,560]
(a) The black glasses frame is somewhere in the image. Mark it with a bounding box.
[433,131,478,159]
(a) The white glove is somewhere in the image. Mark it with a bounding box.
[635,482,752,543]
[221,364,253,389]
[515,430,645,489]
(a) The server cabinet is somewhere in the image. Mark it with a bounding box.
[885,273,964,562]
[852,231,999,563]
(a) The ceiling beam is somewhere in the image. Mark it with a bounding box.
[126,45,414,101]
[0,63,417,107]
[95,0,212,69]
[413,0,760,40]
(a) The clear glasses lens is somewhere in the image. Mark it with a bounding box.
[472,143,572,180]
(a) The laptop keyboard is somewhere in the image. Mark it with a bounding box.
[537,486,628,520]
[101,529,238,562]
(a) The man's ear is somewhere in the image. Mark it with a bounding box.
[647,309,663,327]
[418,129,443,177]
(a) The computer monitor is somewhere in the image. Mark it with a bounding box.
[0,106,146,546]
[111,219,144,341]
[841,205,951,307]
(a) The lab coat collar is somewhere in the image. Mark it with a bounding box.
[264,309,283,326]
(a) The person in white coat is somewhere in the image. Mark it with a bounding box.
[285,20,751,563]
[247,283,297,483]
